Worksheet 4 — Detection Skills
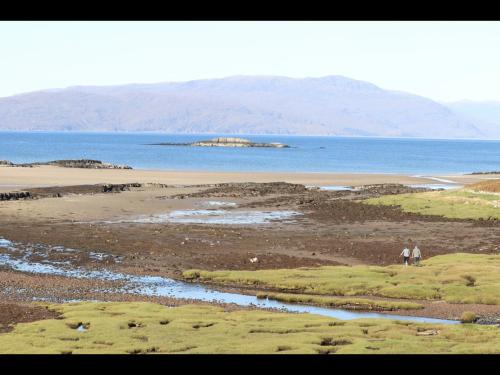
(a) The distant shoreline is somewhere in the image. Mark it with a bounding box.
[1,129,500,141]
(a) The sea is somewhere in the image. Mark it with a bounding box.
[0,132,499,175]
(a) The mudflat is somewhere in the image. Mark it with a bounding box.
[1,166,500,327]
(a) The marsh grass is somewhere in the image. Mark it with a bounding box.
[460,311,477,323]
[469,179,500,193]
[183,253,500,304]
[363,189,500,220]
[256,292,423,311]
[1,302,500,354]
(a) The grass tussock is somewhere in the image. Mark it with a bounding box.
[363,189,500,220]
[469,179,500,193]
[256,292,423,311]
[460,311,477,323]
[1,301,500,354]
[183,253,500,305]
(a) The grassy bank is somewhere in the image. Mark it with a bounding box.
[183,253,500,305]
[363,188,500,220]
[1,301,499,354]
[256,293,423,311]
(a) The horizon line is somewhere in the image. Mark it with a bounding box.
[1,129,499,142]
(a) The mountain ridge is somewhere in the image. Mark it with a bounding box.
[0,75,498,138]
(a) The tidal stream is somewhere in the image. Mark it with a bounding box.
[0,237,458,324]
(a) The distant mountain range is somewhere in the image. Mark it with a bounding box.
[1,75,499,139]
[444,100,500,137]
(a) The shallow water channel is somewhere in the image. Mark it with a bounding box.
[306,185,358,191]
[0,237,458,324]
[407,184,463,190]
[93,209,302,225]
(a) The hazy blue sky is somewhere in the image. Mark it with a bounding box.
[1,21,500,102]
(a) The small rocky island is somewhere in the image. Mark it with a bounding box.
[150,137,290,148]
[0,159,132,169]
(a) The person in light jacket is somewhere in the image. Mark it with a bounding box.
[412,245,422,266]
[400,246,410,266]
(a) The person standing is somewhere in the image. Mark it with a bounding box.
[412,245,422,266]
[400,246,410,267]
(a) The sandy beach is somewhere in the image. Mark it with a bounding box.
[1,165,498,192]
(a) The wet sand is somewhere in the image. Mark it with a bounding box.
[1,181,498,273]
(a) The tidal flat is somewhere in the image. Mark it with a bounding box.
[1,165,499,353]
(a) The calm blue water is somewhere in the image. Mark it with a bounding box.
[1,132,499,174]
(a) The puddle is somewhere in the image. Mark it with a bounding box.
[408,184,463,190]
[306,185,358,191]
[0,237,458,324]
[100,210,302,225]
[310,183,462,191]
[0,238,13,248]
[0,238,121,265]
[89,252,115,261]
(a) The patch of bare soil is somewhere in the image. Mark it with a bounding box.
[0,301,60,333]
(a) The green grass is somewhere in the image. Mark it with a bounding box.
[363,189,500,220]
[460,311,477,323]
[183,253,500,305]
[1,301,500,354]
[256,292,423,311]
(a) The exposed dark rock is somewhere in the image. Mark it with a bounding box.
[4,159,132,169]
[176,182,307,198]
[469,171,500,175]
[355,184,429,196]
[0,191,32,201]
[0,183,142,201]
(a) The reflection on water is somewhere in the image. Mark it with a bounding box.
[0,237,458,324]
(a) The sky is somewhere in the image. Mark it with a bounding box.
[1,21,500,102]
